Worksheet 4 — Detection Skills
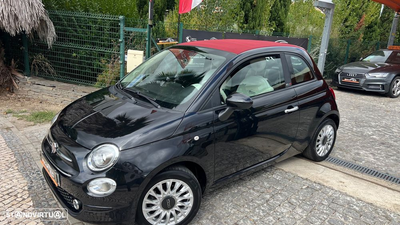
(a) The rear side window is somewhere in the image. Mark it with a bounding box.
[286,55,314,85]
[386,51,400,64]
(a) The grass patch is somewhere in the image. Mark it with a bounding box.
[5,109,15,114]
[14,111,56,124]
[4,109,27,114]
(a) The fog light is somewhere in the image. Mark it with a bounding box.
[87,178,116,197]
[73,199,80,210]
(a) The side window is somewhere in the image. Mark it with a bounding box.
[220,55,285,103]
[387,51,400,64]
[286,55,314,85]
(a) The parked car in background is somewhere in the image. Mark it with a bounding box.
[41,39,339,225]
[332,46,400,98]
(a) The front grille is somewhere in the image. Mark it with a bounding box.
[57,186,74,207]
[44,132,78,175]
[43,169,80,212]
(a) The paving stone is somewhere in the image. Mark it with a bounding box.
[331,90,400,178]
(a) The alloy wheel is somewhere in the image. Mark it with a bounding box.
[142,179,194,225]
[391,78,400,97]
[315,124,335,157]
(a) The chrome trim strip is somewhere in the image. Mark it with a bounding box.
[57,151,73,163]
[43,151,72,177]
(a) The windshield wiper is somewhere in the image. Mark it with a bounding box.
[115,83,138,103]
[124,89,161,108]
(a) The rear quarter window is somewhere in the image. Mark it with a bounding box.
[286,55,314,85]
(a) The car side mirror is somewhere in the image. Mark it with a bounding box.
[218,93,253,121]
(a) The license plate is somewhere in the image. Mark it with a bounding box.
[41,155,60,187]
[342,78,359,83]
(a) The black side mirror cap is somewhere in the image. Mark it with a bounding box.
[226,93,253,109]
[218,93,253,121]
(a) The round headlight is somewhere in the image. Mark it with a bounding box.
[87,178,117,197]
[87,144,119,171]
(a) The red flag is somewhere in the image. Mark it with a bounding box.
[179,0,203,14]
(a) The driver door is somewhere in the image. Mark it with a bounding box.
[213,53,300,181]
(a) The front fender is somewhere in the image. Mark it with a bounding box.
[116,134,214,221]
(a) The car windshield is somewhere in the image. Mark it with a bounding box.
[362,50,392,63]
[119,47,229,110]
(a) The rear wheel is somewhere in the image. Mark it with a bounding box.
[387,76,400,98]
[136,166,201,225]
[303,119,337,162]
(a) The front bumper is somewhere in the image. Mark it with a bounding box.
[332,73,389,93]
[41,136,139,224]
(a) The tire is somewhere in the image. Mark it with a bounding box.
[136,166,202,225]
[387,76,400,98]
[303,119,337,162]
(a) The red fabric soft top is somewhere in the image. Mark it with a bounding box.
[177,39,298,54]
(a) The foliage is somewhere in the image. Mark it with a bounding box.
[13,110,56,124]
[30,53,57,78]
[0,0,56,47]
[331,0,381,40]
[165,0,241,33]
[94,57,120,87]
[286,0,325,38]
[0,42,24,92]
[43,0,140,20]
[378,6,398,44]
[237,0,275,32]
[269,0,291,33]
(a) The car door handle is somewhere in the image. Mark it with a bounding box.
[285,106,299,114]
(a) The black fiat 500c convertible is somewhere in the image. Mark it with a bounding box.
[41,39,339,225]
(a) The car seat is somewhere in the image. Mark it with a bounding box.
[236,76,274,97]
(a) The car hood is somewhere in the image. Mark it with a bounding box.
[340,61,390,73]
[57,86,184,150]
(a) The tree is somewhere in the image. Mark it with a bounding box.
[164,0,241,34]
[237,0,275,32]
[0,0,56,92]
[269,0,291,33]
[331,0,381,40]
[286,0,325,37]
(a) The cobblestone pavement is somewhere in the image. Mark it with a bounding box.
[0,78,400,225]
[331,89,400,178]
[0,135,42,225]
[192,168,400,225]
[0,119,71,225]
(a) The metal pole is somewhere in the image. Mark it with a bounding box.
[119,16,125,79]
[179,22,183,43]
[146,24,151,59]
[388,12,399,47]
[307,35,312,52]
[146,0,154,59]
[314,1,335,76]
[22,34,30,77]
[177,14,181,42]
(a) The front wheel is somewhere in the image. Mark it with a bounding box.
[303,119,337,162]
[136,166,202,225]
[387,76,400,98]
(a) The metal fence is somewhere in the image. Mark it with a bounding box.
[20,11,390,86]
[29,11,121,86]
